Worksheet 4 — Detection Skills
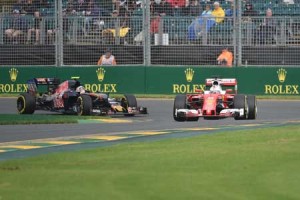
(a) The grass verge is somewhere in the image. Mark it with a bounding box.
[0,125,299,199]
[0,114,108,125]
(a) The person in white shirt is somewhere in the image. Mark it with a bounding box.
[97,48,117,66]
[283,0,294,4]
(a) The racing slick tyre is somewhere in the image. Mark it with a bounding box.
[77,94,92,116]
[247,95,257,120]
[233,94,248,120]
[17,93,36,114]
[124,94,138,116]
[173,95,190,122]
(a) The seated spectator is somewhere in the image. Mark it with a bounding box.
[224,2,239,23]
[153,0,173,16]
[242,3,258,17]
[45,19,56,44]
[23,0,35,15]
[27,11,42,44]
[283,0,294,4]
[255,8,277,44]
[187,4,215,40]
[151,12,161,34]
[97,48,117,66]
[33,0,49,8]
[217,48,233,67]
[64,0,78,15]
[12,0,24,12]
[82,0,101,36]
[262,8,277,30]
[225,2,235,17]
[211,2,225,24]
[166,0,186,8]
[76,0,88,14]
[101,10,130,44]
[167,0,186,16]
[127,0,138,14]
[184,0,202,16]
[5,10,28,44]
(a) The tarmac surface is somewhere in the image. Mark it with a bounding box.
[0,98,300,143]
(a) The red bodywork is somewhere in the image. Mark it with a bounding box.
[186,78,237,117]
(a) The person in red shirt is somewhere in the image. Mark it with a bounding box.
[150,13,161,34]
[167,0,186,8]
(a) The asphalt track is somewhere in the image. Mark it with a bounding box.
[0,98,300,144]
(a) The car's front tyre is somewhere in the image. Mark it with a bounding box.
[77,94,92,116]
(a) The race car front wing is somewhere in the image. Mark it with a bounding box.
[175,108,245,118]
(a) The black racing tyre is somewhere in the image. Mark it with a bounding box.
[77,94,92,116]
[123,94,137,116]
[247,95,257,120]
[233,94,248,120]
[173,95,187,122]
[17,93,36,114]
[124,94,137,107]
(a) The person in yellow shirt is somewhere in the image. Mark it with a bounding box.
[212,2,225,23]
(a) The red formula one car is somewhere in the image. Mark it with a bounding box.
[173,78,257,121]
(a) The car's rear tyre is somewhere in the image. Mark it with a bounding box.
[17,93,35,114]
[247,95,257,120]
[173,95,187,122]
[233,94,248,120]
[77,94,92,116]
[123,94,137,116]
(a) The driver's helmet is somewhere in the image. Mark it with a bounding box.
[210,80,222,93]
[76,86,86,94]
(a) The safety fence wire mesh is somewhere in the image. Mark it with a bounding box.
[1,0,300,66]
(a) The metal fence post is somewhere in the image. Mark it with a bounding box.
[0,17,3,44]
[158,17,163,45]
[40,19,45,45]
[55,0,63,67]
[143,0,151,66]
[115,17,120,45]
[237,0,242,66]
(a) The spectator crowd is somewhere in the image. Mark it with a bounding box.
[2,0,300,45]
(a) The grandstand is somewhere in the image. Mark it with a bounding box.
[1,0,300,66]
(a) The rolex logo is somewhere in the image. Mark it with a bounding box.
[9,68,18,82]
[277,68,287,83]
[96,67,106,82]
[185,68,194,82]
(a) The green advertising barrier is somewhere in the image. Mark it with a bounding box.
[0,67,57,93]
[0,66,299,95]
[57,67,145,94]
[146,67,300,95]
[237,68,300,95]
[145,67,237,94]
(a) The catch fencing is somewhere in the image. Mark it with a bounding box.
[1,0,300,66]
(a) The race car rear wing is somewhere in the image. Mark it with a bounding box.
[205,78,237,86]
[28,78,61,85]
[205,78,238,93]
[26,78,60,95]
